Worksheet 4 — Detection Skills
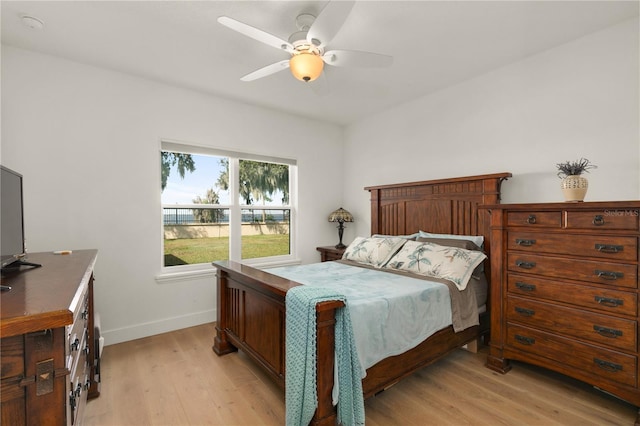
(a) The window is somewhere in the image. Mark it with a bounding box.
[161,141,296,271]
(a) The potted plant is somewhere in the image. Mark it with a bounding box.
[556,157,596,202]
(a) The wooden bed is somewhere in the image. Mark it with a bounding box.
[213,172,511,425]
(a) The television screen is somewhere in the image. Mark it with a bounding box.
[1,165,26,269]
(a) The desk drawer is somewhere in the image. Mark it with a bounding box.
[507,253,638,288]
[508,232,638,261]
[566,209,639,230]
[507,274,637,316]
[507,296,636,351]
[506,324,637,388]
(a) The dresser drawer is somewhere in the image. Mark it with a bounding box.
[0,335,24,379]
[507,296,636,351]
[508,232,638,261]
[507,252,638,288]
[506,324,637,388]
[69,341,89,426]
[507,274,637,316]
[566,209,639,230]
[507,211,562,228]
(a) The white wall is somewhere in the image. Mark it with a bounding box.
[343,18,640,238]
[1,46,343,344]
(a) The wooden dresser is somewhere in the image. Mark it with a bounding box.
[482,202,640,422]
[1,250,100,425]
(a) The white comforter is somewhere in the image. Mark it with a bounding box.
[268,261,452,372]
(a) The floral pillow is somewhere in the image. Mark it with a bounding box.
[385,240,487,290]
[342,236,407,268]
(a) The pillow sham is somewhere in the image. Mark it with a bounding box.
[385,240,487,290]
[372,232,419,240]
[416,237,482,252]
[418,231,484,248]
[342,236,407,268]
[416,236,485,272]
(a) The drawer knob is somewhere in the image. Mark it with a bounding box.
[594,358,622,373]
[515,282,536,292]
[595,244,623,253]
[526,215,537,224]
[515,306,535,317]
[515,334,535,345]
[594,296,623,308]
[593,325,622,338]
[515,239,536,247]
[70,337,80,352]
[595,270,623,281]
[592,215,606,226]
[515,260,536,269]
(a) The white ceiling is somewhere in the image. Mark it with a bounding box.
[2,1,638,126]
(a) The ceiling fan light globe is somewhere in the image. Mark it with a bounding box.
[289,53,324,82]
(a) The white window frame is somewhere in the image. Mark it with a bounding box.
[158,140,298,279]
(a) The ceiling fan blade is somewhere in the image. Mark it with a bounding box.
[306,1,355,48]
[322,50,393,68]
[240,60,290,82]
[218,16,294,53]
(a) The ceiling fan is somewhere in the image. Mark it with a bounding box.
[218,1,393,83]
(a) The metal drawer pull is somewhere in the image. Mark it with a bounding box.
[595,244,624,253]
[516,239,536,246]
[594,358,622,373]
[592,215,605,226]
[526,215,537,224]
[70,337,80,352]
[516,260,536,269]
[595,270,623,280]
[593,325,622,338]
[515,334,535,345]
[515,307,535,317]
[594,296,623,307]
[515,282,536,292]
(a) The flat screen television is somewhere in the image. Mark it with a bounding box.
[1,165,34,270]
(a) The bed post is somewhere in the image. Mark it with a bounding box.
[311,300,344,426]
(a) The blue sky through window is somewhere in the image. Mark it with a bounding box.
[162,154,229,205]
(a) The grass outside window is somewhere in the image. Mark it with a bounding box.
[164,234,290,266]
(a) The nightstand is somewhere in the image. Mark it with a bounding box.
[316,246,345,262]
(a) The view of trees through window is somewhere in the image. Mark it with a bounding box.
[161,148,292,268]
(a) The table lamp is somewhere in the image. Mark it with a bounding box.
[328,207,354,249]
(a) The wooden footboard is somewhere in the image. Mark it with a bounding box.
[213,260,343,425]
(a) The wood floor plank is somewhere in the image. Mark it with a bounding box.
[84,323,637,425]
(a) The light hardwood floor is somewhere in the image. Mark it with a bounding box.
[84,323,636,425]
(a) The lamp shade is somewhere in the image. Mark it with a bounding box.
[328,207,353,223]
[289,52,324,82]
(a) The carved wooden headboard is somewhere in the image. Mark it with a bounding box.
[365,172,511,250]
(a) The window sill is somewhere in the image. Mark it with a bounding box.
[155,266,216,284]
[155,258,301,284]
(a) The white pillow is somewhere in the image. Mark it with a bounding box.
[342,236,407,268]
[385,240,487,290]
[418,230,484,248]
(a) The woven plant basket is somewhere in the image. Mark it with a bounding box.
[561,175,588,202]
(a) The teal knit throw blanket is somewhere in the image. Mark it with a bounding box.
[285,285,365,426]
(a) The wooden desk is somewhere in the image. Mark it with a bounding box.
[1,250,99,425]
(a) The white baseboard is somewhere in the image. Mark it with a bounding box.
[100,309,216,346]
